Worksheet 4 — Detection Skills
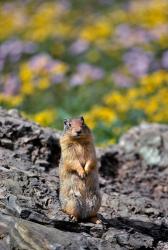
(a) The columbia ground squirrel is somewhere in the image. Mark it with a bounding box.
[59,116,101,223]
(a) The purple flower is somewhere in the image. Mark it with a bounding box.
[115,24,151,48]
[78,63,104,79]
[3,74,20,95]
[0,39,37,69]
[123,48,153,77]
[150,24,168,41]
[70,74,85,86]
[70,63,104,86]
[161,51,168,69]
[112,72,134,88]
[51,74,65,84]
[28,53,67,85]
[29,53,52,70]
[69,39,89,55]
[0,58,4,72]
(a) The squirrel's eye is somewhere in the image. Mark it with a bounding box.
[68,123,71,127]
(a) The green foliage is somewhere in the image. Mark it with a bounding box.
[0,0,168,145]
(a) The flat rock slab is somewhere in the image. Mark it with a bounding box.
[0,108,167,249]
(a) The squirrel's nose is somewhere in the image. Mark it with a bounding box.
[76,130,82,135]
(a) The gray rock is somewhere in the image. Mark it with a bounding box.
[0,108,167,249]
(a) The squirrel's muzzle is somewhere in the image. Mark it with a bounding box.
[76,130,82,136]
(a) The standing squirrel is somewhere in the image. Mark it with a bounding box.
[59,116,101,223]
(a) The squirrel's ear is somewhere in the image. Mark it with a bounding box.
[80,116,84,123]
[64,119,68,125]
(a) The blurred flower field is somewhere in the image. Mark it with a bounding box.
[0,0,168,145]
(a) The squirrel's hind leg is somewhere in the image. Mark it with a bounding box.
[88,210,102,224]
[89,215,101,224]
[69,214,78,222]
[62,199,81,220]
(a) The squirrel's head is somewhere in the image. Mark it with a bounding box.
[63,116,91,140]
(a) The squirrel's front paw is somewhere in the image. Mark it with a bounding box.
[78,169,86,179]
[84,165,91,175]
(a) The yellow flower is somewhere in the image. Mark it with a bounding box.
[152,110,168,123]
[0,5,25,39]
[128,0,168,28]
[33,109,56,126]
[104,91,123,106]
[99,138,116,147]
[107,138,115,145]
[141,70,167,88]
[21,82,35,95]
[0,94,23,106]
[38,79,50,90]
[145,99,158,116]
[24,3,72,41]
[104,91,129,112]
[20,64,33,82]
[127,88,139,99]
[85,105,116,127]
[80,19,112,42]
[133,99,147,110]
[158,34,168,49]
[84,115,96,129]
[52,63,68,74]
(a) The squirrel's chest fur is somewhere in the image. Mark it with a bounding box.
[70,142,93,166]
[62,141,96,167]
[59,141,97,192]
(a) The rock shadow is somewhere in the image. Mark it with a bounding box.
[103,216,168,243]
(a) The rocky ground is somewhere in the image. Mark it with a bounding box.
[0,108,167,250]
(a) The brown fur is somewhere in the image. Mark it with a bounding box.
[59,117,101,222]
